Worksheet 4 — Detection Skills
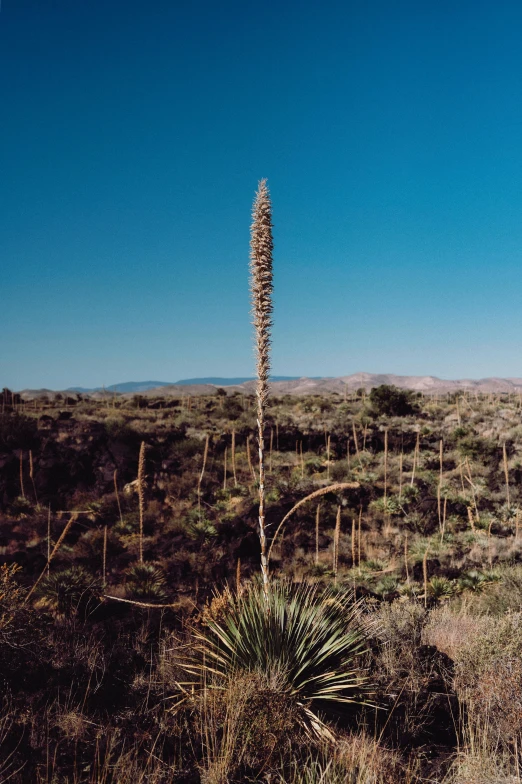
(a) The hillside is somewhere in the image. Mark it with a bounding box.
[2,387,522,781]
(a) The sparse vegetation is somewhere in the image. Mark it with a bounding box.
[3,184,522,780]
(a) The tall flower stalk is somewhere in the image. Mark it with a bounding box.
[250,178,273,596]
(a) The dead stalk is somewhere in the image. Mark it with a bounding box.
[232,430,237,487]
[197,435,210,512]
[267,482,358,564]
[114,469,123,524]
[315,503,321,565]
[19,451,25,499]
[333,506,341,581]
[383,429,388,501]
[250,178,273,596]
[29,450,38,506]
[138,441,146,563]
[423,546,429,608]
[25,514,79,602]
[102,524,108,588]
[503,442,510,506]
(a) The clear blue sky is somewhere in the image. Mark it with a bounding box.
[2,0,522,389]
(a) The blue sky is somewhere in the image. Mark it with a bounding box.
[2,0,522,389]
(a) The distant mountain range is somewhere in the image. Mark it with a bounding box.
[16,372,522,398]
[65,377,310,394]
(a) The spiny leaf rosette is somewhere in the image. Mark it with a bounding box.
[181,579,372,741]
[250,179,273,595]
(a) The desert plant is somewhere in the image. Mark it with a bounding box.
[457,569,500,593]
[427,576,455,601]
[35,566,100,616]
[368,385,418,417]
[180,578,371,740]
[124,562,168,602]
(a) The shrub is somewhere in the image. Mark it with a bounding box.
[180,579,371,740]
[453,612,522,746]
[124,562,168,602]
[368,386,418,417]
[35,566,100,617]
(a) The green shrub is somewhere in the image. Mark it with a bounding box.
[124,562,168,602]
[180,579,371,739]
[36,566,100,617]
[368,386,418,417]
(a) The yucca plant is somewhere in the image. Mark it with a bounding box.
[427,576,455,601]
[35,566,100,617]
[180,578,372,740]
[458,569,501,594]
[124,562,168,602]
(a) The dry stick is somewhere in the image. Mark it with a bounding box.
[357,506,362,567]
[231,430,237,487]
[267,482,358,565]
[47,505,51,576]
[19,451,25,499]
[223,447,228,491]
[503,442,510,506]
[456,396,461,426]
[246,434,256,481]
[250,178,273,596]
[25,514,78,602]
[197,435,210,513]
[352,422,360,459]
[467,506,476,534]
[438,439,443,528]
[138,441,146,563]
[423,546,429,608]
[465,458,480,520]
[488,519,493,568]
[276,421,279,451]
[315,503,321,565]
[410,430,420,486]
[351,516,356,566]
[333,506,341,581]
[29,449,38,506]
[398,453,403,501]
[236,558,241,596]
[404,532,410,586]
[441,496,448,544]
[114,469,124,524]
[326,435,331,482]
[363,424,368,452]
[383,429,388,502]
[458,461,465,493]
[103,595,178,610]
[102,525,108,588]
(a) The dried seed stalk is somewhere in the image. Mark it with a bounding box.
[333,506,341,580]
[250,178,273,596]
[503,442,510,506]
[315,503,321,565]
[267,481,359,564]
[114,468,123,524]
[138,441,146,563]
[26,513,79,602]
